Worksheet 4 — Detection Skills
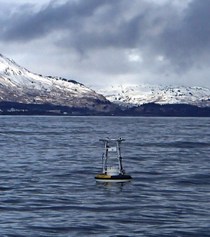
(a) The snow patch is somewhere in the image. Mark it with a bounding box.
[98,84,210,107]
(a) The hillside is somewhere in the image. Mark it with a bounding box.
[98,84,210,108]
[1,53,210,116]
[0,54,115,115]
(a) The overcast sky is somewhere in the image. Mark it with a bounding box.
[0,0,210,88]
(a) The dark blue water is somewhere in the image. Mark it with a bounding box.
[0,116,210,237]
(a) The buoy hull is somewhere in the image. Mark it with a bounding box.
[95,173,132,182]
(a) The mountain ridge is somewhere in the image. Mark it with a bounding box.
[0,53,115,114]
[1,53,210,116]
[98,84,210,108]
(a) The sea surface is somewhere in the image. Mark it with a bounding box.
[0,116,210,237]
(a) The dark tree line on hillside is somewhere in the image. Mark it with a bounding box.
[1,101,210,116]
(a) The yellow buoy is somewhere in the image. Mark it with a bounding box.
[95,138,132,182]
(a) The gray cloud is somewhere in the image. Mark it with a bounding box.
[1,0,210,87]
[158,0,210,70]
[1,0,113,41]
[0,1,167,45]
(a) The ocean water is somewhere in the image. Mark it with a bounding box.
[0,116,210,237]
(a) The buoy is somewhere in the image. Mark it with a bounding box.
[95,138,132,182]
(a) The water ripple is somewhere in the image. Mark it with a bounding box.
[0,116,210,236]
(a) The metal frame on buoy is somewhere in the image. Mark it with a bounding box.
[95,138,132,182]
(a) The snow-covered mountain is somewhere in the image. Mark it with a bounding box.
[0,53,113,112]
[98,84,210,108]
[1,52,210,116]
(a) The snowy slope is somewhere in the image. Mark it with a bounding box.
[1,52,210,113]
[0,54,111,111]
[98,84,210,107]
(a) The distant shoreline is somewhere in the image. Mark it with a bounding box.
[1,101,210,117]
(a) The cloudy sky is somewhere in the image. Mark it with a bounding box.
[0,0,210,88]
